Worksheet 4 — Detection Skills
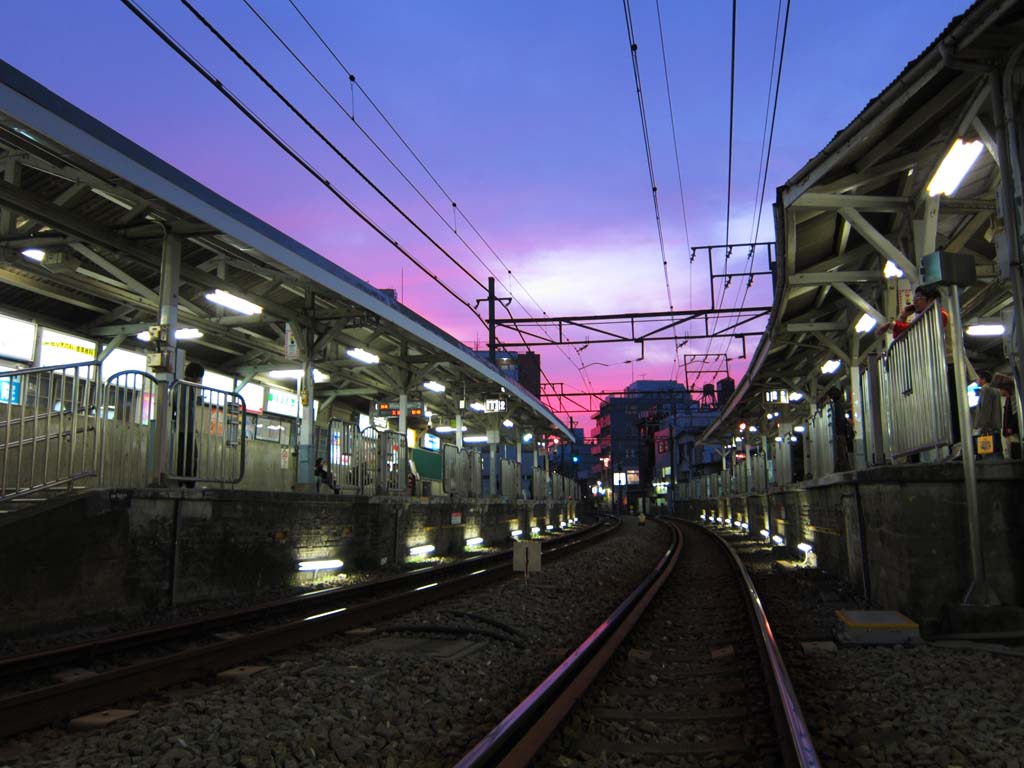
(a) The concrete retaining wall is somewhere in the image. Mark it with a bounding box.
[0,490,578,635]
[678,462,1024,634]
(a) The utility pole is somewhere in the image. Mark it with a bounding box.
[477,277,512,365]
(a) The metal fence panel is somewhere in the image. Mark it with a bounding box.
[879,302,952,457]
[442,444,483,497]
[807,404,835,479]
[498,457,521,498]
[0,362,103,502]
[168,381,246,485]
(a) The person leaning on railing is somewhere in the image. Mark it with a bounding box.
[993,376,1020,459]
[875,284,964,450]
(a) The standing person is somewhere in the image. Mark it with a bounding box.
[175,361,205,487]
[314,457,340,494]
[973,370,1001,458]
[994,379,1020,459]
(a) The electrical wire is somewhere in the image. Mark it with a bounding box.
[178,0,492,300]
[655,0,692,316]
[119,0,486,324]
[284,0,597,395]
[623,0,682,381]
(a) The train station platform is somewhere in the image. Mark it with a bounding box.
[680,461,1024,635]
[0,487,580,634]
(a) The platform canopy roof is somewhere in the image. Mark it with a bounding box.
[702,0,1024,443]
[0,60,572,441]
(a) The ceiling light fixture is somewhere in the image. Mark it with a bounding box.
[205,289,262,315]
[346,348,380,365]
[927,139,984,197]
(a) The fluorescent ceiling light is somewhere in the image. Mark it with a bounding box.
[855,314,878,334]
[297,559,343,571]
[469,402,485,412]
[790,435,798,443]
[772,534,784,546]
[409,544,435,557]
[136,328,204,342]
[463,435,488,443]
[346,348,379,365]
[268,368,330,383]
[511,529,523,537]
[797,542,813,553]
[545,524,554,531]
[748,426,758,433]
[883,260,904,279]
[760,529,771,539]
[927,139,984,197]
[465,537,484,547]
[423,380,445,393]
[788,392,804,402]
[820,359,841,375]
[522,433,533,443]
[775,436,783,443]
[966,324,1005,337]
[794,425,806,433]
[21,248,45,261]
[205,289,262,315]
[434,425,467,433]
[530,526,540,534]
[502,419,514,428]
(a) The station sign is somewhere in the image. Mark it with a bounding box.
[484,399,506,413]
[421,433,441,451]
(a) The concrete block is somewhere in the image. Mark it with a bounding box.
[800,640,838,655]
[216,665,268,681]
[68,709,138,730]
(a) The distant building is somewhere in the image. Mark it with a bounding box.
[593,380,692,511]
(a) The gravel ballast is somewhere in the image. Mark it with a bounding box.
[0,520,669,767]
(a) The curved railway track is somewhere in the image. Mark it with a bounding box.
[0,517,617,740]
[456,519,820,767]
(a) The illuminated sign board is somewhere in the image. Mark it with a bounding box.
[0,377,21,405]
[376,401,423,417]
[266,388,300,417]
[422,433,441,451]
[484,399,506,413]
[613,472,626,486]
[0,315,36,362]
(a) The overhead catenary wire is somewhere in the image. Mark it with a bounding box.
[118,0,486,324]
[622,0,682,381]
[284,0,597,395]
[177,0,494,301]
[655,0,693,313]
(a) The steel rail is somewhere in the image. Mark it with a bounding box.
[702,523,821,768]
[0,519,611,681]
[454,519,683,768]
[0,519,618,739]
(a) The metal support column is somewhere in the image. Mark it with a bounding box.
[948,286,995,605]
[150,230,181,486]
[296,361,315,491]
[456,411,463,450]
[991,64,1024,458]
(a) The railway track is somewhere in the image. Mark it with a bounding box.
[456,519,820,767]
[0,517,616,740]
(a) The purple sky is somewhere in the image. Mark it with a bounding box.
[4,0,972,430]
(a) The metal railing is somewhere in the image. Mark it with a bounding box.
[0,362,103,502]
[100,370,160,488]
[323,419,364,491]
[879,301,953,457]
[443,444,483,497]
[167,381,246,486]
